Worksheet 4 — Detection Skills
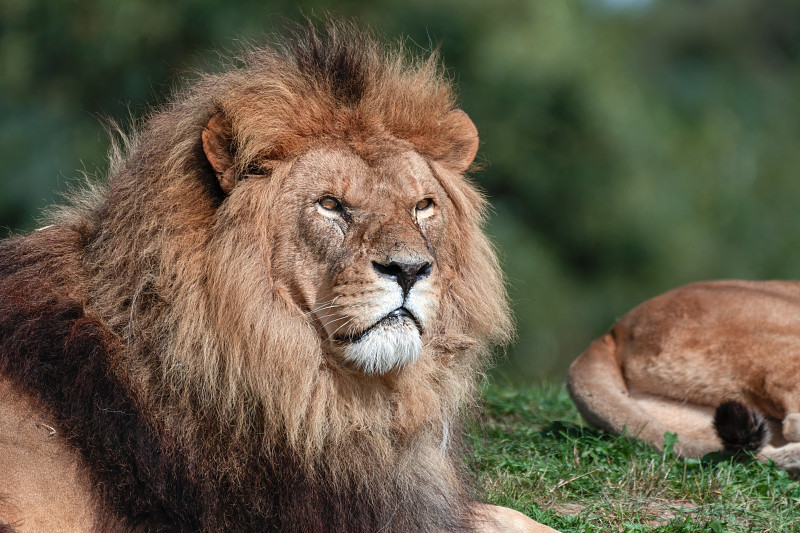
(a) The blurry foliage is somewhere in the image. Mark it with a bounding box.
[2,0,800,380]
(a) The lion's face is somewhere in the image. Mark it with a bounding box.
[202,97,486,379]
[278,146,447,374]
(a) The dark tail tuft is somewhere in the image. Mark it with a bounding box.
[714,401,770,453]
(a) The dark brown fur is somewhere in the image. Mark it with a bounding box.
[0,20,516,533]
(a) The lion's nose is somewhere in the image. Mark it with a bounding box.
[372,260,432,296]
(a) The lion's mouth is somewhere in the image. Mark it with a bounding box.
[335,307,422,344]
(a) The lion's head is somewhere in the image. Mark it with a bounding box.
[65,21,512,461]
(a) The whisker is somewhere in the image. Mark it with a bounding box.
[307,301,372,321]
[328,317,357,340]
[311,310,344,321]
[320,314,350,325]
[303,297,341,316]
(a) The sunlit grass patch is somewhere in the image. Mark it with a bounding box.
[470,383,800,532]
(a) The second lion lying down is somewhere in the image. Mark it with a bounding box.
[569,280,800,472]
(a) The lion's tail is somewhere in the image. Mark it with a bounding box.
[567,333,721,457]
[713,401,771,453]
[715,401,800,473]
[0,523,16,533]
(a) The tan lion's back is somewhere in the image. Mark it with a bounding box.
[569,279,800,463]
[0,378,96,532]
[616,280,800,414]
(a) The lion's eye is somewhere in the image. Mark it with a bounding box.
[318,197,342,211]
[415,198,434,211]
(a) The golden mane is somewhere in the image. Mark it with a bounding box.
[56,20,511,455]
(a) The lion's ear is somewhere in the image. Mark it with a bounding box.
[446,109,479,172]
[202,113,237,194]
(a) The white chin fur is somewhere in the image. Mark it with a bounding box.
[342,320,422,374]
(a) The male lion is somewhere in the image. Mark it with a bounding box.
[0,20,557,533]
[569,280,800,473]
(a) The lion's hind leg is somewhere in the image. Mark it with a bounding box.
[569,335,723,458]
[625,389,723,454]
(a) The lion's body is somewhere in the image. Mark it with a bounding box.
[568,280,800,471]
[0,21,555,533]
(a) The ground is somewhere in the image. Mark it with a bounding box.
[473,383,800,532]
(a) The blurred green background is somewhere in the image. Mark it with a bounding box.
[2,0,800,381]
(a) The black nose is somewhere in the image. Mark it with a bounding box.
[372,260,432,296]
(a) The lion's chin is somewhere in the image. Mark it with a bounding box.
[341,319,423,375]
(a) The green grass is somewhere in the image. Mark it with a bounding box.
[470,383,800,532]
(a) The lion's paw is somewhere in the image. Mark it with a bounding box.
[782,413,800,442]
